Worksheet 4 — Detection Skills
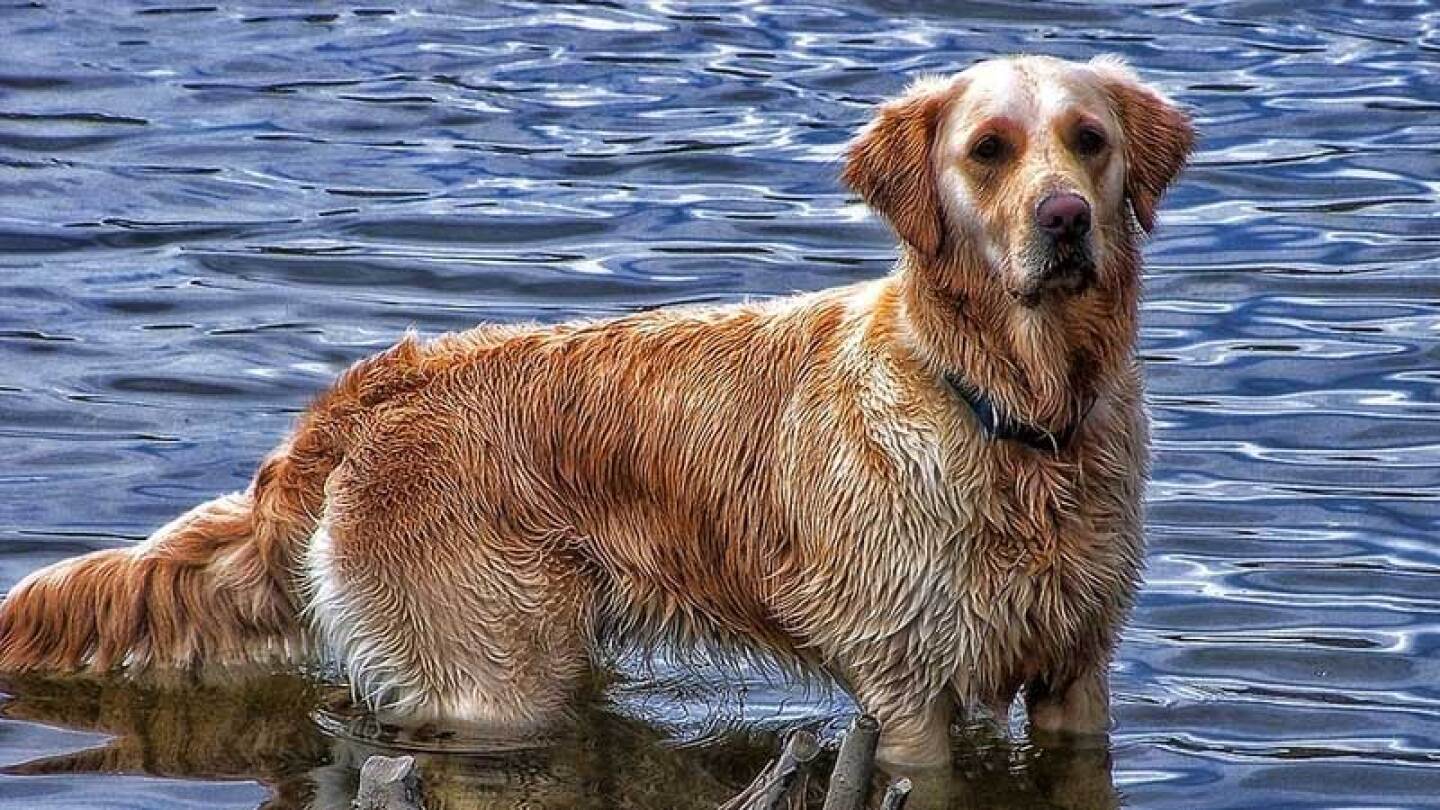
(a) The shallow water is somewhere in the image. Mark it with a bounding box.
[1,1,1437,808]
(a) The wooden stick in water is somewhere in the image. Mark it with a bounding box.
[354,755,424,810]
[720,729,822,810]
[821,714,880,810]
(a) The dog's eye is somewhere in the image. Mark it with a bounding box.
[970,134,1006,163]
[1075,126,1107,157]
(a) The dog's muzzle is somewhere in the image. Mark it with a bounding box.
[1015,192,1096,306]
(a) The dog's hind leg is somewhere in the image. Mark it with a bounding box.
[304,462,595,734]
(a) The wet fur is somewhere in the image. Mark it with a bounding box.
[0,55,1192,765]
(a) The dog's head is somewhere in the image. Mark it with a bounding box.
[844,55,1193,308]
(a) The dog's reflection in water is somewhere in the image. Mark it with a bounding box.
[890,721,1121,810]
[0,672,1118,809]
[0,671,326,808]
[0,670,776,810]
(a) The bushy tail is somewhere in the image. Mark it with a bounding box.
[0,440,331,672]
[0,338,429,674]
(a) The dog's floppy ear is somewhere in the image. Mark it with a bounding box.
[1092,56,1195,234]
[843,78,962,259]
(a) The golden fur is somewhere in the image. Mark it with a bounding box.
[0,55,1193,766]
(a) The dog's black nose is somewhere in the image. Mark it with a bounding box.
[1036,193,1091,239]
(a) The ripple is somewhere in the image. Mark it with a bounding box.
[0,1,1437,809]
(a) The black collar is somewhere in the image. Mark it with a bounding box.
[942,372,1089,455]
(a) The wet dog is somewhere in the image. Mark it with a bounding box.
[0,55,1192,766]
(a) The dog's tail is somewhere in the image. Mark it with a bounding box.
[0,339,425,673]
[0,441,329,672]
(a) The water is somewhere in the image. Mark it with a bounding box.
[0,1,1436,808]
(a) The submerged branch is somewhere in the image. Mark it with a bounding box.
[720,729,822,810]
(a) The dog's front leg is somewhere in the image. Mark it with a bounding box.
[1025,664,1110,735]
[857,689,955,769]
[1025,665,1120,809]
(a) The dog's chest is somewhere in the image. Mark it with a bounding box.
[856,405,1141,686]
[790,356,1143,686]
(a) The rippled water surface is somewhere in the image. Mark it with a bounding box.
[1,2,1437,808]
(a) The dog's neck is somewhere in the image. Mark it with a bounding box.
[895,242,1141,435]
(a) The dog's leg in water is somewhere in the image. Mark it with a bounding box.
[1026,667,1121,810]
[1025,666,1110,736]
[307,516,596,734]
[852,685,955,770]
[304,450,597,735]
[857,689,958,810]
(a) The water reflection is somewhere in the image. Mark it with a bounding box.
[0,672,1127,809]
[0,672,781,809]
[0,673,326,808]
[890,731,1118,810]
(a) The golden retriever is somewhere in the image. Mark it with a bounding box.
[0,54,1192,767]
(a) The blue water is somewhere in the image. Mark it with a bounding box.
[1,2,1438,808]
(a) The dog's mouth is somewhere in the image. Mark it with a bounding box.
[1010,237,1096,307]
